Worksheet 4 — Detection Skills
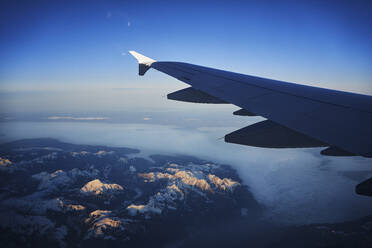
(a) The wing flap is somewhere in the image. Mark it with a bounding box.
[233,109,257,116]
[167,87,227,104]
[225,120,327,148]
[320,147,355,157]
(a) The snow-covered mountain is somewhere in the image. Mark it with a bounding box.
[0,138,257,247]
[0,138,371,248]
[80,179,124,196]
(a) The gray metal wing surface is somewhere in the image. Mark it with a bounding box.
[129,51,372,158]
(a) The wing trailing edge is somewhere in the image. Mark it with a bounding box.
[167,87,227,104]
[233,109,257,116]
[225,120,327,148]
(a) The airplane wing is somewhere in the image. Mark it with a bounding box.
[129,51,372,159]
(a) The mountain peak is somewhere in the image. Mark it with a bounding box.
[80,179,124,195]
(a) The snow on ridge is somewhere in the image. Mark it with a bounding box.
[166,167,179,173]
[0,157,13,172]
[14,152,59,168]
[173,170,212,192]
[2,196,86,215]
[84,210,129,240]
[138,172,156,182]
[69,167,100,178]
[95,150,115,157]
[126,183,185,216]
[89,210,112,218]
[33,170,72,190]
[33,152,59,163]
[127,203,162,216]
[71,151,89,157]
[138,163,239,193]
[167,184,184,199]
[65,203,86,212]
[130,161,240,217]
[80,179,123,196]
[208,174,239,191]
[134,163,241,217]
[32,168,100,192]
[139,169,212,192]
[129,165,136,173]
[3,197,63,215]
[118,157,128,163]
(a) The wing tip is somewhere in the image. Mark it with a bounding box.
[128,51,156,65]
[129,51,156,76]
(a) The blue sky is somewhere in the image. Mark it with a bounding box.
[0,0,372,112]
[1,1,372,220]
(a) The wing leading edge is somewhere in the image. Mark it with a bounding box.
[129,51,372,158]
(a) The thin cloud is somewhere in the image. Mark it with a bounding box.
[127,21,131,27]
[2,121,372,224]
[47,116,110,121]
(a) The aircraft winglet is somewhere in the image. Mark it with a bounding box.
[129,51,156,75]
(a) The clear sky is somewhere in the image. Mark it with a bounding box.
[1,1,372,222]
[1,0,372,113]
